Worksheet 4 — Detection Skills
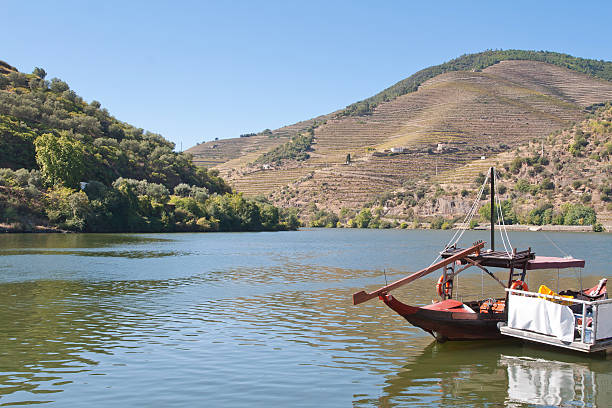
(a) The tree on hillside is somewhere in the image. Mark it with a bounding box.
[32,67,47,79]
[34,132,86,187]
[49,78,69,93]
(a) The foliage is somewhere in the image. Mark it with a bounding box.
[340,50,612,117]
[351,208,373,228]
[561,203,597,225]
[0,114,37,169]
[254,132,314,165]
[430,217,445,229]
[0,169,297,232]
[34,132,86,187]
[474,172,486,186]
[523,203,554,225]
[515,179,531,193]
[518,202,597,226]
[479,200,516,224]
[0,68,230,192]
[569,132,589,156]
[0,64,298,233]
[309,208,339,228]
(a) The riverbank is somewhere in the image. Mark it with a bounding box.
[1,222,607,234]
[468,224,601,232]
[0,223,68,233]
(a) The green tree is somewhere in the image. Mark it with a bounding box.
[49,78,69,93]
[353,208,372,228]
[174,183,192,197]
[561,203,596,225]
[32,67,47,79]
[34,132,86,187]
[479,200,516,224]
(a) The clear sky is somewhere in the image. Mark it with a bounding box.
[3,1,611,149]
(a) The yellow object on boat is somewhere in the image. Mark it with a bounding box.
[537,285,574,305]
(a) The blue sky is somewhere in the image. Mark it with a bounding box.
[3,1,611,149]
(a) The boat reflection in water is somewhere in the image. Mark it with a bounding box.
[373,341,611,408]
[502,353,611,408]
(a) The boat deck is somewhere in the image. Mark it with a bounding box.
[500,325,612,354]
[441,245,535,269]
[501,288,612,354]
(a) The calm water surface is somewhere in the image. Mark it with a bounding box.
[0,229,610,407]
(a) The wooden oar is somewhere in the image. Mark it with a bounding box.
[352,242,484,305]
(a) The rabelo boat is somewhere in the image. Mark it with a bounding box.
[352,167,604,342]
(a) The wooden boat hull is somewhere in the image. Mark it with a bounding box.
[381,294,505,341]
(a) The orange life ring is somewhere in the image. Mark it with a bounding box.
[510,280,529,292]
[436,275,453,297]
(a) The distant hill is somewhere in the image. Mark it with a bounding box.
[186,50,612,225]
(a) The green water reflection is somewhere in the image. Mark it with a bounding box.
[0,230,609,407]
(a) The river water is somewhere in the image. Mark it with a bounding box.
[0,229,610,407]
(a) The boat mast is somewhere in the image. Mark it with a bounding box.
[490,166,495,251]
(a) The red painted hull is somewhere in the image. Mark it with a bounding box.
[381,294,505,341]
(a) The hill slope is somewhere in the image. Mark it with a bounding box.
[188,52,612,220]
[355,102,612,230]
[0,61,298,233]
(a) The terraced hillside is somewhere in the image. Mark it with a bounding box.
[188,55,612,216]
[188,114,332,168]
[386,103,612,229]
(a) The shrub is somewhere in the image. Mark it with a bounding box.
[515,179,530,193]
[581,193,592,204]
[509,157,524,174]
[174,183,192,197]
[430,217,445,229]
[561,203,596,225]
[541,178,554,190]
[474,172,486,186]
[353,208,372,228]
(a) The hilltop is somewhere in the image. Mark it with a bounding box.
[186,50,612,226]
[0,61,298,232]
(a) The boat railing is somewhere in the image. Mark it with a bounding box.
[505,288,612,345]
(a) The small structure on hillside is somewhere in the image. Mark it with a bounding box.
[391,147,405,153]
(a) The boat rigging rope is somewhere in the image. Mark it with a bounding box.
[542,231,571,258]
[445,172,489,249]
[426,171,490,270]
[493,169,513,258]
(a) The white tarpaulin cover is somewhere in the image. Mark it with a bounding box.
[508,294,575,342]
